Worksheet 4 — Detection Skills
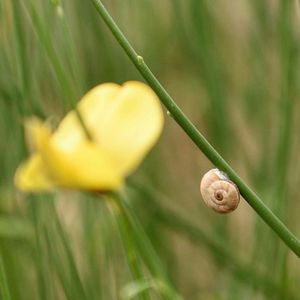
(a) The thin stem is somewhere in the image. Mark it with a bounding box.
[113,193,183,300]
[25,0,93,140]
[131,183,297,299]
[156,204,297,299]
[89,0,300,257]
[110,201,151,300]
[51,201,88,300]
[11,0,43,117]
[0,253,11,300]
[130,183,299,299]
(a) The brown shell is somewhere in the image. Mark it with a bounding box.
[200,169,240,213]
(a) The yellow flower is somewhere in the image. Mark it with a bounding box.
[15,81,164,192]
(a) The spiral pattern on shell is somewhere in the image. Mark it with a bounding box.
[200,168,240,213]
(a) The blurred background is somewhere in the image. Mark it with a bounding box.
[0,0,300,299]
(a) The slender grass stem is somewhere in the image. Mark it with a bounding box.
[51,201,88,300]
[111,201,151,300]
[90,0,300,257]
[30,199,56,300]
[25,0,93,140]
[113,193,183,300]
[11,0,43,116]
[131,183,297,299]
[155,204,297,299]
[0,254,11,300]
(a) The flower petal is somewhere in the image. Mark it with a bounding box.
[15,81,164,193]
[33,122,123,190]
[76,81,164,175]
[14,154,54,191]
[52,83,121,150]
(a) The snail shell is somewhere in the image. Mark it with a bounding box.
[200,168,240,213]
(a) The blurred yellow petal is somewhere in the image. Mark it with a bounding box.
[101,81,164,174]
[52,83,121,149]
[78,82,121,131]
[15,81,164,192]
[53,81,163,177]
[78,81,164,175]
[23,118,48,152]
[33,123,123,190]
[14,154,54,191]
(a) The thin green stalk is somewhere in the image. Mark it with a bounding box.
[43,225,78,300]
[51,1,87,96]
[32,197,87,300]
[0,253,11,300]
[155,204,297,299]
[25,0,92,140]
[131,183,297,299]
[51,202,88,300]
[81,197,103,299]
[113,193,183,300]
[90,0,300,258]
[272,2,297,296]
[11,0,43,117]
[111,201,151,300]
[30,199,55,300]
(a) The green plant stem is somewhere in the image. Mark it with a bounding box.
[113,193,183,300]
[112,202,151,300]
[51,201,88,300]
[90,0,300,257]
[25,0,92,140]
[131,183,297,299]
[0,253,11,300]
[11,0,43,117]
[155,204,297,299]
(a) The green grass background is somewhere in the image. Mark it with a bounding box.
[0,0,300,299]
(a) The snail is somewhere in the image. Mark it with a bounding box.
[200,168,240,213]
